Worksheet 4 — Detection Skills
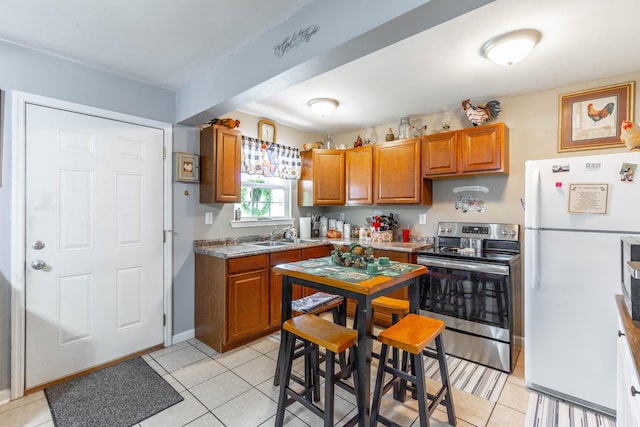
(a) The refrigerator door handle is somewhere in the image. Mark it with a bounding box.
[529,167,541,289]
[531,228,540,289]
[525,167,541,228]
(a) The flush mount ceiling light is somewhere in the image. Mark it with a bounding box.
[308,98,339,117]
[481,29,541,66]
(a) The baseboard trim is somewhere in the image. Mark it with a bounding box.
[514,334,524,348]
[172,329,195,344]
[0,388,10,405]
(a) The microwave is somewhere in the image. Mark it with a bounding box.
[621,236,640,320]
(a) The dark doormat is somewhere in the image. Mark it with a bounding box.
[44,356,183,427]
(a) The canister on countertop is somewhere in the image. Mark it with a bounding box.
[320,216,328,237]
[343,223,351,239]
[336,220,344,236]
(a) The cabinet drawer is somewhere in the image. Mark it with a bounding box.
[228,254,268,274]
[270,249,301,267]
[301,245,331,259]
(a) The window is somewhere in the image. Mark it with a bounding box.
[235,173,291,220]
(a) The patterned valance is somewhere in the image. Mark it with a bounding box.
[241,136,301,180]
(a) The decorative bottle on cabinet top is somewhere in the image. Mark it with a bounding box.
[398,116,411,139]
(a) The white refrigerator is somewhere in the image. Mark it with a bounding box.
[524,151,640,414]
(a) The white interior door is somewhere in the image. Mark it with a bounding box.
[25,104,165,389]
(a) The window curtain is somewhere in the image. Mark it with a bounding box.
[241,136,301,180]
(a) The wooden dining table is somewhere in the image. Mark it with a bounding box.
[273,256,427,427]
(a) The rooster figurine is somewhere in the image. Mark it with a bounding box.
[461,99,501,126]
[621,120,640,151]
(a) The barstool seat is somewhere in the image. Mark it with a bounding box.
[371,313,456,427]
[371,296,410,318]
[275,314,360,427]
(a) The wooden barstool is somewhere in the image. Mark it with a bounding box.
[371,296,410,325]
[275,314,360,427]
[371,313,456,427]
[274,292,346,402]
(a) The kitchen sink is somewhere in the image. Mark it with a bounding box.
[249,241,294,247]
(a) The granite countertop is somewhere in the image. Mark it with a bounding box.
[194,237,434,259]
[616,294,640,378]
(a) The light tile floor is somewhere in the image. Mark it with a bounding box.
[1,332,531,427]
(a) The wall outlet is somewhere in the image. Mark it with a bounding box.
[205,212,213,224]
[339,212,345,221]
[419,214,427,225]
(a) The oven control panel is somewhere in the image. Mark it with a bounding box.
[437,222,520,242]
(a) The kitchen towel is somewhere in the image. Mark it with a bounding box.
[300,217,311,239]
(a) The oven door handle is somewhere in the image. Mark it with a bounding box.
[418,257,509,276]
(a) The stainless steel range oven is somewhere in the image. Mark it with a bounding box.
[417,222,521,373]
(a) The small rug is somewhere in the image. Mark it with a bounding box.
[45,356,183,427]
[524,392,616,427]
[423,354,508,402]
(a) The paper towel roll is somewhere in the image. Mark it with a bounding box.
[300,217,311,239]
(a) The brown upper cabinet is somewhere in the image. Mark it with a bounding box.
[345,145,373,205]
[199,125,242,203]
[422,122,509,178]
[374,138,431,204]
[299,139,432,206]
[298,149,345,206]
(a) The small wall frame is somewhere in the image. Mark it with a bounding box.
[173,152,199,182]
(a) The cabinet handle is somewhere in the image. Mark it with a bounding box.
[619,330,626,337]
[632,386,639,397]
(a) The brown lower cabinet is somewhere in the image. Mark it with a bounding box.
[196,245,333,353]
[195,253,269,353]
[346,249,418,327]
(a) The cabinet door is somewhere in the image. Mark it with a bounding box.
[459,123,508,174]
[269,249,301,328]
[618,319,640,425]
[422,132,458,176]
[374,139,421,204]
[313,150,345,205]
[227,267,269,344]
[216,127,242,202]
[346,146,373,205]
[199,125,241,203]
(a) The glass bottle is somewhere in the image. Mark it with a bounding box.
[364,126,378,144]
[324,134,333,149]
[398,116,411,139]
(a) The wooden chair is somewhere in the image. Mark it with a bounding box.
[371,313,456,427]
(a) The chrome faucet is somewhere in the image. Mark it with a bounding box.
[270,225,293,241]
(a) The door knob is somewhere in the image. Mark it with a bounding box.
[32,240,45,250]
[31,260,46,270]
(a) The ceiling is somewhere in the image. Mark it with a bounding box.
[2,0,640,135]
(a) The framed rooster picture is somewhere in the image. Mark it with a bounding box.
[559,81,635,152]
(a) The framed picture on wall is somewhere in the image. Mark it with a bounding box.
[559,81,635,152]
[173,152,199,182]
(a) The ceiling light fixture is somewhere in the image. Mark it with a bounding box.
[481,29,541,66]
[308,98,339,117]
